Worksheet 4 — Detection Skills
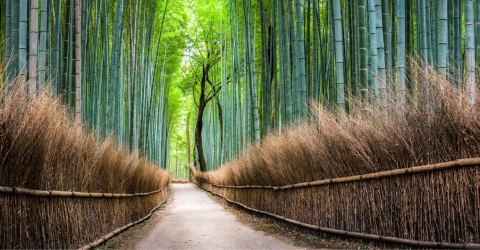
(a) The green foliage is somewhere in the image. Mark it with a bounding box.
[178,0,480,172]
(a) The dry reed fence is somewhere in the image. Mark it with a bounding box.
[192,65,480,248]
[170,179,189,183]
[0,82,170,249]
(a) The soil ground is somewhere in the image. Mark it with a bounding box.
[96,183,398,249]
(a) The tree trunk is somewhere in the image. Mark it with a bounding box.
[216,99,223,147]
[195,105,207,172]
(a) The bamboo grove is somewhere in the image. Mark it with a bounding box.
[193,0,480,171]
[1,0,175,166]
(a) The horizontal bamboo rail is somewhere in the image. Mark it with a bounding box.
[0,182,169,198]
[193,178,480,249]
[195,158,480,191]
[79,187,169,250]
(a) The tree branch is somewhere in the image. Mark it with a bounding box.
[193,82,199,108]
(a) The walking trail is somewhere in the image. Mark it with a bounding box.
[134,183,302,249]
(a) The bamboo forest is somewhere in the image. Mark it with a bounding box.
[3,0,480,249]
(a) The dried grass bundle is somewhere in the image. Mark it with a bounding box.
[0,80,170,249]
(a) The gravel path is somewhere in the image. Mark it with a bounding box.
[134,183,302,249]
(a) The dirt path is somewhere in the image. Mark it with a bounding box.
[134,183,302,249]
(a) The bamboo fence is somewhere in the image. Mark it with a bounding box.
[0,183,168,197]
[191,158,480,248]
[79,191,168,250]
[0,182,169,249]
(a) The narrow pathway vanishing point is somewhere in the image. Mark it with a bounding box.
[134,183,302,249]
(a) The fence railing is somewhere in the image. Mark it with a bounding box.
[194,158,480,190]
[0,183,168,198]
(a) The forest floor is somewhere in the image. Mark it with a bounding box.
[96,183,388,249]
[97,183,301,249]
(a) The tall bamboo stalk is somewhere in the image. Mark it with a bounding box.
[333,0,345,111]
[295,0,307,117]
[358,0,368,106]
[75,0,81,124]
[465,0,475,105]
[289,0,300,121]
[367,0,379,98]
[438,0,448,81]
[18,0,27,84]
[5,0,13,86]
[38,0,49,90]
[28,0,37,97]
[397,0,406,108]
[375,0,386,107]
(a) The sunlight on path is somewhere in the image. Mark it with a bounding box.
[134,183,302,249]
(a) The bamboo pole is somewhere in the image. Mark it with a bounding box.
[333,0,345,111]
[5,0,12,86]
[38,0,49,90]
[75,0,81,124]
[358,0,368,106]
[295,0,307,117]
[0,182,169,198]
[193,178,480,249]
[276,158,480,191]
[28,0,38,98]
[465,0,476,105]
